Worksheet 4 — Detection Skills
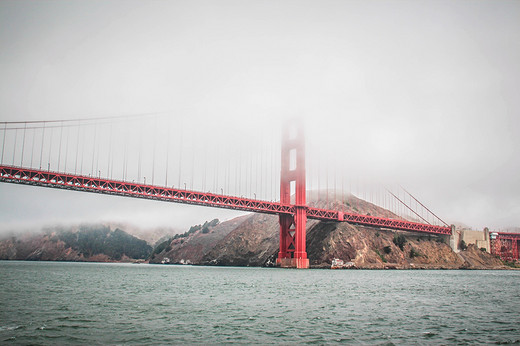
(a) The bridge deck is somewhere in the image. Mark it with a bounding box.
[495,232,520,239]
[0,165,451,235]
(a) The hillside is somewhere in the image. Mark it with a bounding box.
[101,223,181,246]
[152,193,507,269]
[149,216,249,264]
[0,224,152,262]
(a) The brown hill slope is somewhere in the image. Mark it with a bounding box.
[306,222,463,269]
[0,233,85,261]
[199,218,506,269]
[201,213,299,266]
[149,215,250,264]
[195,194,506,269]
[458,244,504,269]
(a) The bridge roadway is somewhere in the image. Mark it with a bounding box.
[0,165,451,235]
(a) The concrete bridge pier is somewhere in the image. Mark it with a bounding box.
[449,225,459,253]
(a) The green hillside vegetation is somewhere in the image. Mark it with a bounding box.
[172,219,220,240]
[54,225,152,260]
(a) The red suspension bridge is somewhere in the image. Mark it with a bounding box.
[1,115,457,268]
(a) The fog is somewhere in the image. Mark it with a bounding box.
[1,0,519,234]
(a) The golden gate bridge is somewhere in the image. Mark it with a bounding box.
[0,114,516,266]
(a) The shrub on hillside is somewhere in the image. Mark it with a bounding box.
[409,247,421,258]
[393,234,406,251]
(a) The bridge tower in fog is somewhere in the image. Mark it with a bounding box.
[277,120,309,269]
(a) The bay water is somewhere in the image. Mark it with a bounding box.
[1,261,519,344]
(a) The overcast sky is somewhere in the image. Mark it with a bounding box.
[1,0,519,233]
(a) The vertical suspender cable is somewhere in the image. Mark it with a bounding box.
[0,123,6,164]
[238,143,241,197]
[177,118,182,189]
[249,147,252,198]
[190,126,194,190]
[47,127,53,171]
[377,184,380,208]
[12,128,17,165]
[227,150,231,196]
[96,123,101,177]
[265,138,269,200]
[317,152,320,203]
[260,137,264,200]
[223,153,227,195]
[107,121,112,179]
[138,119,142,182]
[165,117,170,187]
[123,122,128,181]
[342,174,344,206]
[203,137,207,191]
[215,141,219,193]
[334,166,337,203]
[110,123,115,180]
[91,122,97,176]
[326,162,329,207]
[80,124,85,175]
[64,124,69,172]
[270,138,273,201]
[39,122,45,169]
[57,122,63,171]
[263,137,266,200]
[30,126,35,168]
[75,120,80,174]
[152,116,157,186]
[233,146,237,196]
[122,122,126,180]
[398,187,401,217]
[20,123,27,166]
[254,147,257,198]
[265,137,268,200]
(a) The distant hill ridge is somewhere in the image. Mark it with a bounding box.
[0,224,152,262]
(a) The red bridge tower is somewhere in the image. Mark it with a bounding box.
[277,120,309,269]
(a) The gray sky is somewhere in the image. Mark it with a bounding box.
[1,0,519,233]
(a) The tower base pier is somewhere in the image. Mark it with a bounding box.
[276,257,310,269]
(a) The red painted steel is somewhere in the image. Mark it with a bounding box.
[306,207,452,235]
[277,121,309,268]
[0,165,294,215]
[0,164,452,236]
[491,232,520,261]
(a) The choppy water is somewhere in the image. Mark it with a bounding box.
[0,261,519,344]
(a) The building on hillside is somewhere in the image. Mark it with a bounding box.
[451,228,490,253]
